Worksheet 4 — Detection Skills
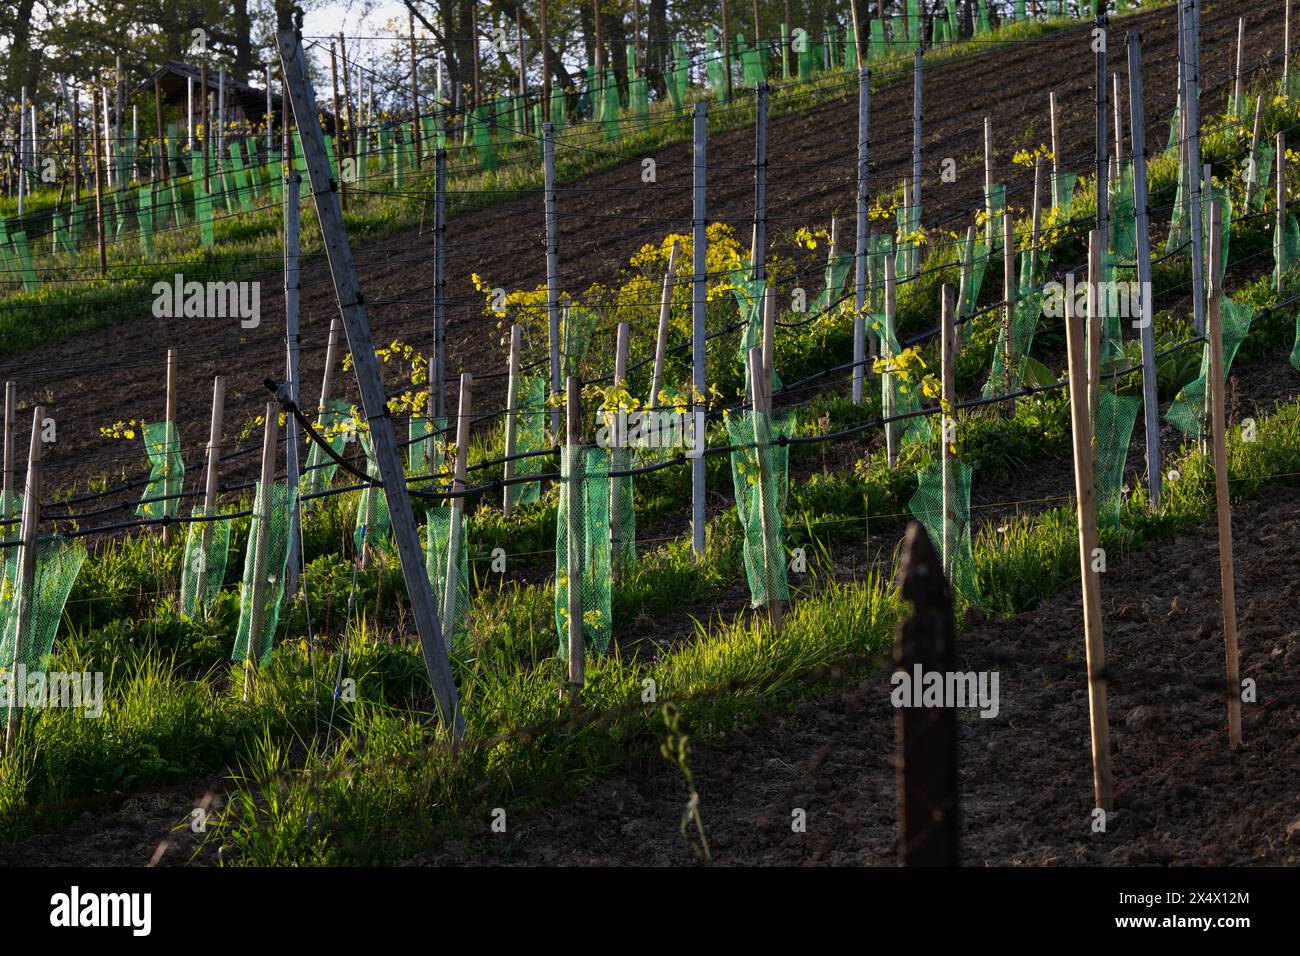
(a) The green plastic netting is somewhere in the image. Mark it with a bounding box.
[1166,297,1255,440]
[908,459,978,605]
[811,245,853,316]
[136,421,184,520]
[877,310,933,448]
[408,415,447,478]
[563,306,598,378]
[555,446,613,659]
[425,506,469,653]
[896,199,921,281]
[982,263,1045,399]
[727,410,794,609]
[1110,160,1137,265]
[984,184,1006,253]
[1095,389,1141,529]
[0,533,88,723]
[354,431,391,554]
[179,507,232,617]
[233,481,297,666]
[1249,142,1275,213]
[513,375,547,507]
[1052,170,1078,217]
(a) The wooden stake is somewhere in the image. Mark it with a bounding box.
[409,13,422,167]
[330,42,346,212]
[444,373,471,648]
[1207,201,1242,749]
[761,288,775,410]
[650,240,680,409]
[194,375,225,610]
[155,78,169,184]
[747,347,782,632]
[91,89,107,277]
[1278,131,1289,284]
[983,116,994,245]
[1002,210,1016,413]
[895,521,959,867]
[72,88,81,203]
[939,285,956,579]
[502,325,521,516]
[610,323,629,577]
[1234,17,1246,118]
[884,254,898,468]
[1049,91,1060,207]
[1087,231,1103,440]
[3,407,43,755]
[244,402,277,701]
[1246,95,1264,209]
[1030,157,1043,283]
[955,224,974,353]
[163,349,178,546]
[565,375,585,698]
[1064,272,1114,815]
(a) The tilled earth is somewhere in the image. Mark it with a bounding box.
[430,486,1300,867]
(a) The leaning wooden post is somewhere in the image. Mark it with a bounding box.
[884,255,899,467]
[1064,272,1114,815]
[194,375,225,610]
[444,373,471,648]
[747,347,782,632]
[939,285,956,578]
[895,520,959,867]
[244,402,278,702]
[1206,201,1242,749]
[610,323,629,577]
[278,28,463,733]
[163,349,178,545]
[1002,210,1016,413]
[502,325,522,516]
[650,240,680,409]
[3,407,43,754]
[565,375,585,699]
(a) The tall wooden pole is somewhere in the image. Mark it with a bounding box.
[1002,210,1016,412]
[503,325,522,516]
[279,28,463,733]
[92,89,107,277]
[1207,201,1242,749]
[3,407,43,754]
[939,285,956,578]
[611,323,629,577]
[409,13,423,167]
[244,403,277,701]
[541,0,551,121]
[195,376,226,608]
[650,241,680,408]
[691,105,708,557]
[444,373,471,647]
[163,349,178,546]
[1064,268,1114,815]
[330,42,346,211]
[566,375,585,697]
[2,382,14,510]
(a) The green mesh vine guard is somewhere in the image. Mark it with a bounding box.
[136,421,184,521]
[354,431,391,553]
[908,459,979,605]
[179,507,232,617]
[425,506,470,653]
[233,481,297,666]
[726,410,794,609]
[555,447,613,660]
[1166,298,1256,441]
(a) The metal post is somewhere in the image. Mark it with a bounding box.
[1185,0,1206,336]
[278,28,463,734]
[853,68,871,403]
[912,49,922,235]
[1095,8,1109,247]
[543,124,562,440]
[434,149,448,419]
[692,103,708,557]
[1127,30,1162,512]
[753,84,768,283]
[284,167,303,597]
